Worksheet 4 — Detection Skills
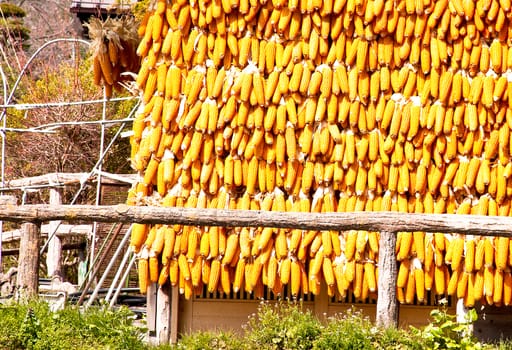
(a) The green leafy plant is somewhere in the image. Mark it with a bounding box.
[310,308,425,350]
[0,299,147,350]
[244,301,322,350]
[18,307,42,349]
[172,330,244,350]
[312,308,374,350]
[412,303,483,350]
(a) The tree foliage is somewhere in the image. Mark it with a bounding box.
[6,54,134,182]
[0,2,30,52]
[0,5,135,203]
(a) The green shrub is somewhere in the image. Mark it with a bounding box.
[244,301,322,350]
[172,330,244,350]
[312,309,374,350]
[373,324,426,350]
[312,308,426,350]
[0,299,146,350]
[411,304,483,350]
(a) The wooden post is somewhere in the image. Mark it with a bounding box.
[0,195,17,273]
[170,286,179,343]
[147,282,178,345]
[146,282,158,344]
[16,222,40,299]
[314,281,329,322]
[46,188,62,280]
[156,283,172,344]
[376,230,398,328]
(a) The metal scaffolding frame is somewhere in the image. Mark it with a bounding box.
[0,37,139,303]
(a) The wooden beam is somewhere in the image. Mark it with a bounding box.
[0,172,136,190]
[16,222,40,299]
[1,224,93,242]
[0,204,512,236]
[3,241,86,256]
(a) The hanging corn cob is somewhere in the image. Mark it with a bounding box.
[126,0,512,307]
[86,16,140,98]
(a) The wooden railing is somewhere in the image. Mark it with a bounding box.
[1,204,510,235]
[4,204,512,340]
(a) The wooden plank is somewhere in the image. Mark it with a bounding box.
[146,283,157,335]
[0,205,512,236]
[16,222,40,299]
[170,286,179,344]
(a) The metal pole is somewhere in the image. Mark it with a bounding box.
[77,223,125,306]
[90,88,108,280]
[0,64,7,273]
[85,225,131,307]
[105,243,132,303]
[109,253,136,308]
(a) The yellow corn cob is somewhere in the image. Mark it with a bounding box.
[464,239,475,273]
[484,265,494,298]
[404,268,416,304]
[131,223,149,252]
[414,264,425,303]
[398,232,413,261]
[208,259,221,293]
[220,232,238,266]
[494,268,504,305]
[496,237,509,271]
[364,261,377,293]
[138,256,149,294]
[158,262,169,286]
[322,257,335,287]
[169,258,179,287]
[279,257,292,286]
[397,259,410,288]
[232,258,246,294]
[353,262,364,300]
[504,271,512,306]
[457,271,469,299]
[289,259,301,297]
[189,255,202,287]
[434,265,446,295]
[161,226,176,264]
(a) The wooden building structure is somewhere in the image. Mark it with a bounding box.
[0,172,136,292]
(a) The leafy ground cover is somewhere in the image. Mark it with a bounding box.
[1,299,511,350]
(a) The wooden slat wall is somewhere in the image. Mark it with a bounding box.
[177,281,456,335]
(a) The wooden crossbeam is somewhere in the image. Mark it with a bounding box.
[0,204,510,236]
[1,224,93,242]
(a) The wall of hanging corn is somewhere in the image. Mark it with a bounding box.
[127,0,512,307]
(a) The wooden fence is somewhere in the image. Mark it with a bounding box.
[4,203,512,343]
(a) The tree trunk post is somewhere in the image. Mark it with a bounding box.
[46,188,62,280]
[376,230,398,328]
[16,222,40,299]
